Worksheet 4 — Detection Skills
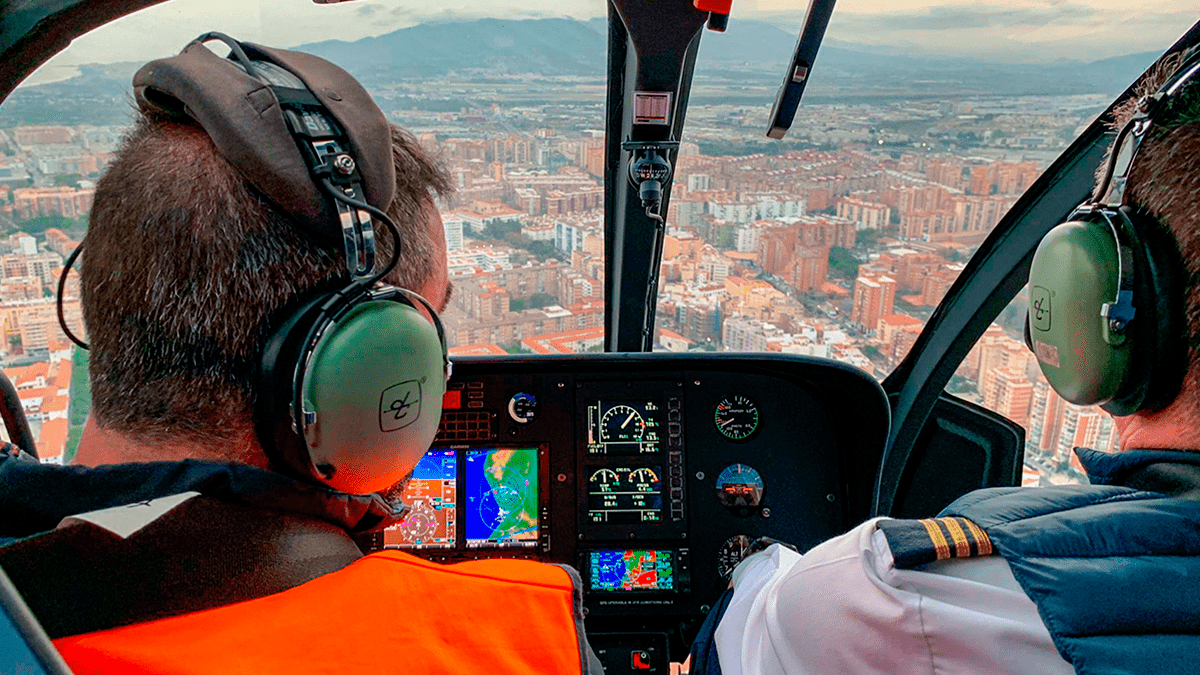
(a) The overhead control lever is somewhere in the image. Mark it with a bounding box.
[766,0,838,139]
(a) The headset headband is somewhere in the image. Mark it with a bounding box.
[133,34,395,250]
[1095,49,1200,206]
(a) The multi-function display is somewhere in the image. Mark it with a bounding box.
[588,549,675,592]
[586,401,662,455]
[586,465,664,523]
[384,449,457,549]
[465,447,540,548]
[384,446,540,550]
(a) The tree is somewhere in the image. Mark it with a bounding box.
[17,213,76,235]
[939,247,963,262]
[828,247,859,280]
[528,293,558,309]
[856,228,879,250]
[53,173,83,187]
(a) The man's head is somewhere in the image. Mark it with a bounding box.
[80,107,451,463]
[1103,48,1200,443]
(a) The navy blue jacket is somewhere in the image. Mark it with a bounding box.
[691,448,1200,675]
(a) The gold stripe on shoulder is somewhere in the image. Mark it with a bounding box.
[918,518,951,561]
[939,517,971,558]
[961,518,994,556]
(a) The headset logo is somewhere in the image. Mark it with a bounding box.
[1031,286,1052,332]
[380,380,421,432]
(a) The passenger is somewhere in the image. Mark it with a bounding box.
[694,52,1200,675]
[0,38,599,674]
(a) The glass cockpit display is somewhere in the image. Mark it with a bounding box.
[587,465,664,523]
[589,549,675,592]
[384,449,457,549]
[587,401,662,455]
[465,447,540,547]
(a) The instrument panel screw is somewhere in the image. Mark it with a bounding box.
[557,473,568,483]
[333,153,356,175]
[761,508,772,518]
[695,471,705,480]
[558,382,565,389]
[699,604,711,614]
[827,493,837,502]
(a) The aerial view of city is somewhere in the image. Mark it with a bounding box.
[0,8,1176,485]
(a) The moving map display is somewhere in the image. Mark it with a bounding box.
[465,447,540,547]
[383,449,457,549]
[589,550,675,592]
[587,465,663,523]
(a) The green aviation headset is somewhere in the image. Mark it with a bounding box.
[1025,50,1200,415]
[59,34,451,494]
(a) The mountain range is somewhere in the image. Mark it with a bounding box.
[293,17,1159,98]
[1,17,1165,127]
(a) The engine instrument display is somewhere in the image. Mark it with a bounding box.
[714,393,760,441]
[464,447,540,548]
[588,549,675,592]
[587,465,664,523]
[384,449,457,549]
[587,401,662,455]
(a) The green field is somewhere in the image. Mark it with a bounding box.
[64,347,90,463]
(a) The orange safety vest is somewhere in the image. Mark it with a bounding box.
[52,550,589,674]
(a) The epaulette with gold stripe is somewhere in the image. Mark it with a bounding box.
[877,516,994,569]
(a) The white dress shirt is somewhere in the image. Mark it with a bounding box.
[715,517,1075,675]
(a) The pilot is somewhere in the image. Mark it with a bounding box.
[0,36,600,674]
[692,49,1200,675]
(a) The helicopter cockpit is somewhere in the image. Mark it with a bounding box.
[0,0,1197,673]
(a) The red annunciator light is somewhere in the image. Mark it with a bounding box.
[693,0,733,32]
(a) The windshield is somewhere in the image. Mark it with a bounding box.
[0,0,1187,468]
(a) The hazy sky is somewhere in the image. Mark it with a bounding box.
[20,0,1197,85]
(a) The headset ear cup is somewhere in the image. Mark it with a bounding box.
[256,291,447,495]
[1109,205,1187,414]
[255,294,331,485]
[302,299,446,494]
[1028,217,1132,408]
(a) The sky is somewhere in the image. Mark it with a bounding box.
[17,0,1196,86]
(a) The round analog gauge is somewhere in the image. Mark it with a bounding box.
[714,394,760,441]
[601,405,647,443]
[508,392,538,424]
[717,535,752,580]
[715,463,765,508]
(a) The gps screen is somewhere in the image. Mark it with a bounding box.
[383,449,457,549]
[464,447,539,547]
[588,550,675,592]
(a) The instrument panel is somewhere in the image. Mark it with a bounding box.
[363,353,889,654]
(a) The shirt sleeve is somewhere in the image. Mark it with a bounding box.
[713,517,1074,675]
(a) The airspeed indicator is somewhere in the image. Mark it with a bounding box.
[714,394,760,441]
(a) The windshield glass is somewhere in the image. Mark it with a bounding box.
[0,0,1187,466]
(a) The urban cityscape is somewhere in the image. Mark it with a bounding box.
[0,18,1148,486]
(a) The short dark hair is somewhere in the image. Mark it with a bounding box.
[1110,47,1200,404]
[81,113,451,445]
